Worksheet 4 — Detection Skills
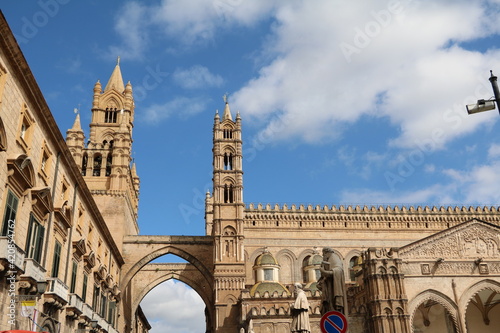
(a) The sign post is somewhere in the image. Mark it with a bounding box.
[320,311,348,333]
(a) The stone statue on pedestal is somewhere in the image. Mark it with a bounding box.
[318,247,346,315]
[291,283,311,333]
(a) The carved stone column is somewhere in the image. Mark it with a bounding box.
[363,248,410,333]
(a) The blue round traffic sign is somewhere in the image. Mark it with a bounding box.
[320,311,348,333]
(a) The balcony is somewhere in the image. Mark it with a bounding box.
[96,314,108,331]
[80,302,94,323]
[0,236,25,272]
[43,277,69,307]
[108,326,119,333]
[66,293,84,319]
[22,258,46,281]
[19,258,46,292]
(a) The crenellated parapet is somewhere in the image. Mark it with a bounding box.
[244,204,500,229]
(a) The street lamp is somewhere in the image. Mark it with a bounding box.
[90,319,98,330]
[466,70,500,115]
[76,319,99,333]
[36,280,48,294]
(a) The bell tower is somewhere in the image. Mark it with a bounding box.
[207,97,246,331]
[66,58,140,247]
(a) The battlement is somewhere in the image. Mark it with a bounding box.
[244,203,500,229]
[246,203,500,214]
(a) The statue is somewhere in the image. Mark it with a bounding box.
[291,283,311,333]
[318,247,346,315]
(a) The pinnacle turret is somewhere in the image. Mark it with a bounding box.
[222,102,232,121]
[104,57,125,93]
[70,113,82,131]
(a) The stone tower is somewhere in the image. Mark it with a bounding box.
[65,58,140,247]
[208,99,246,331]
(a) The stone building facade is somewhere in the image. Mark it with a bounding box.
[1,9,499,333]
[0,12,146,333]
[204,104,500,333]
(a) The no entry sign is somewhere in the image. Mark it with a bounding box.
[320,311,348,333]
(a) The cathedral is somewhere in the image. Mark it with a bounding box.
[0,11,499,333]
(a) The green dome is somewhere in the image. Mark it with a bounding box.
[250,282,291,297]
[309,254,323,266]
[303,254,323,267]
[306,281,319,293]
[255,252,278,266]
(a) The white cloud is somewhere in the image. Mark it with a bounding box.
[424,164,435,173]
[173,65,224,89]
[108,1,500,148]
[442,159,500,203]
[342,143,500,205]
[108,2,151,60]
[141,280,205,333]
[229,0,500,149]
[149,0,276,45]
[143,96,207,123]
[487,143,500,159]
[340,184,456,207]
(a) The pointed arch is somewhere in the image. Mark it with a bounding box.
[130,261,213,333]
[223,226,236,236]
[105,153,112,176]
[98,129,116,144]
[93,153,102,176]
[121,239,214,291]
[222,124,234,139]
[223,151,234,170]
[408,289,459,333]
[460,279,500,330]
[276,249,296,285]
[81,153,88,176]
[101,93,124,111]
[223,182,234,203]
[345,249,362,281]
[460,279,500,311]
[132,263,212,317]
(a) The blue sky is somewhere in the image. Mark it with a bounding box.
[3,1,500,332]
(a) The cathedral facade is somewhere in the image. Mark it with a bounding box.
[0,11,499,333]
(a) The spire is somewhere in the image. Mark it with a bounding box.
[71,113,82,131]
[222,93,232,121]
[104,57,125,93]
[222,102,232,121]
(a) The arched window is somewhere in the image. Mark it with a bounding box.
[81,153,88,176]
[93,154,102,176]
[224,152,233,170]
[104,108,117,123]
[223,184,234,203]
[105,154,112,176]
[349,256,360,282]
[223,128,233,139]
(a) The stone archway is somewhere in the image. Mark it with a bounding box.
[132,262,213,332]
[408,290,459,333]
[460,279,500,333]
[121,235,214,289]
[119,235,216,333]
